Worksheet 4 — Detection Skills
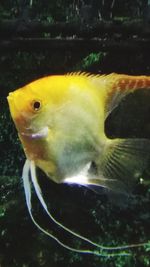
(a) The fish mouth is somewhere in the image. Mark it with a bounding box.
[7,92,13,100]
[7,92,20,120]
[7,93,14,108]
[20,126,49,139]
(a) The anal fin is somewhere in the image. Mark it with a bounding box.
[99,138,150,194]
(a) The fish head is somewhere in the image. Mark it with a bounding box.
[7,76,65,169]
[7,76,64,137]
[8,88,43,135]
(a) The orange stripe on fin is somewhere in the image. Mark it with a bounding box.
[104,74,150,117]
[136,79,145,88]
[116,75,150,91]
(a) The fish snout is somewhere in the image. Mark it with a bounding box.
[7,92,16,113]
[7,91,21,122]
[7,92,14,102]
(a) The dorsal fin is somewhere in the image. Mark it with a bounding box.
[66,71,100,79]
[100,73,150,117]
[66,72,150,118]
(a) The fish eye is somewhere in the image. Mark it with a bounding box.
[32,100,41,111]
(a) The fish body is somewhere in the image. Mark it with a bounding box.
[7,73,150,191]
[7,72,150,255]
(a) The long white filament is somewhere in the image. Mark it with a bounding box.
[22,159,149,256]
[29,160,111,250]
[22,160,100,255]
[22,160,102,255]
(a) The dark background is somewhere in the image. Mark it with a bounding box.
[0,1,150,266]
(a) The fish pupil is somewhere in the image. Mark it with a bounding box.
[33,101,41,111]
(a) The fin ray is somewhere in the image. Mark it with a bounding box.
[100,138,150,193]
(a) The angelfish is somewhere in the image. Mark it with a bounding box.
[7,73,150,256]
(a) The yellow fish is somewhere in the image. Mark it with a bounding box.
[7,73,150,256]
